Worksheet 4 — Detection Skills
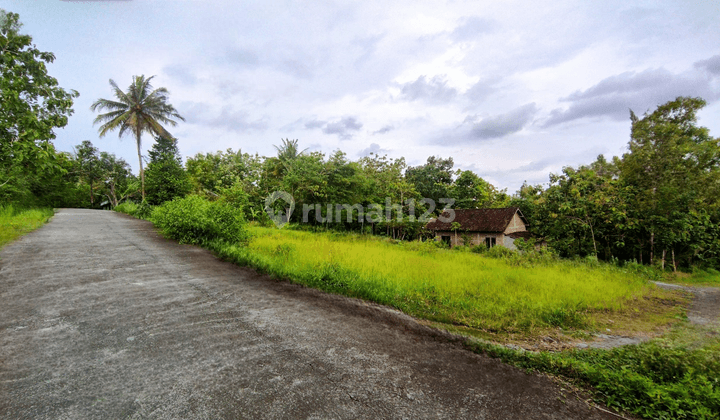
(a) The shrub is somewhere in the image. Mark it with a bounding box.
[470,244,487,254]
[114,200,152,220]
[486,244,515,259]
[150,195,249,245]
[113,201,138,216]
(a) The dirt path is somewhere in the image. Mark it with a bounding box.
[653,281,720,327]
[0,209,617,419]
[579,281,720,350]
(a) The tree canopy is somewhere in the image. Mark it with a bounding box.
[0,9,78,205]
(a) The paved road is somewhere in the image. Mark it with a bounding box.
[0,209,615,419]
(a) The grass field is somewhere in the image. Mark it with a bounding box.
[0,205,54,249]
[212,226,677,337]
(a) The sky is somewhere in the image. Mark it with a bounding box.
[4,0,720,193]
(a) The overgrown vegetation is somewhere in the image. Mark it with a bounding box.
[150,195,248,245]
[210,226,668,333]
[466,329,720,419]
[0,205,54,248]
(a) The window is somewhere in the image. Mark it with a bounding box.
[485,237,496,248]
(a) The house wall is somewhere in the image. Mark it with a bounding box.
[503,235,518,250]
[435,231,500,248]
[503,213,527,234]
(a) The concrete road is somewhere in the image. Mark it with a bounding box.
[0,209,615,419]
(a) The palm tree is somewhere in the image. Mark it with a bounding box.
[274,138,307,162]
[91,75,184,200]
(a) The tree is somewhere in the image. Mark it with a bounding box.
[449,170,508,209]
[91,75,184,201]
[0,9,78,205]
[74,141,102,207]
[98,152,135,207]
[405,156,454,207]
[620,97,720,266]
[144,136,190,205]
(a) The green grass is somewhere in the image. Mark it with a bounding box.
[211,226,668,334]
[668,269,720,286]
[0,205,54,249]
[466,326,720,419]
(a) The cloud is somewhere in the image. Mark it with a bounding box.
[399,75,458,103]
[694,54,720,75]
[163,65,197,85]
[189,106,268,133]
[224,48,261,68]
[373,125,394,135]
[358,143,389,156]
[450,16,496,42]
[304,116,364,140]
[467,103,538,139]
[221,47,314,79]
[464,79,499,103]
[323,117,363,139]
[544,63,720,126]
[304,119,327,129]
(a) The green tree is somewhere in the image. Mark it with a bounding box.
[91,75,184,201]
[98,152,135,207]
[405,156,454,207]
[0,9,78,205]
[449,170,508,209]
[620,97,720,267]
[74,141,102,207]
[144,136,190,205]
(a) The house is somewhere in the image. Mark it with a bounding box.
[426,207,530,250]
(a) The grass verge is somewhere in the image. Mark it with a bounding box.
[0,205,54,249]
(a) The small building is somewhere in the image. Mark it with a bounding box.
[426,207,530,250]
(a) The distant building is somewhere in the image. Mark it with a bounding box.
[426,207,531,250]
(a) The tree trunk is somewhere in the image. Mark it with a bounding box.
[650,231,655,265]
[136,130,145,201]
[672,248,677,272]
[89,181,94,206]
[588,218,598,256]
[661,249,666,271]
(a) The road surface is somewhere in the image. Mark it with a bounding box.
[0,209,616,419]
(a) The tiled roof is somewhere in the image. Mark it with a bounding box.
[426,207,526,233]
[507,231,532,239]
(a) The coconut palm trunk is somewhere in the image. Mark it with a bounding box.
[136,126,145,200]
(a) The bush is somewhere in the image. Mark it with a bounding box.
[486,244,515,259]
[114,201,152,220]
[150,195,249,245]
[114,201,138,216]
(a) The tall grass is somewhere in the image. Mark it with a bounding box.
[0,205,54,248]
[213,226,657,332]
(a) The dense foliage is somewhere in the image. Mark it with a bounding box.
[145,136,191,205]
[0,9,78,206]
[513,97,720,270]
